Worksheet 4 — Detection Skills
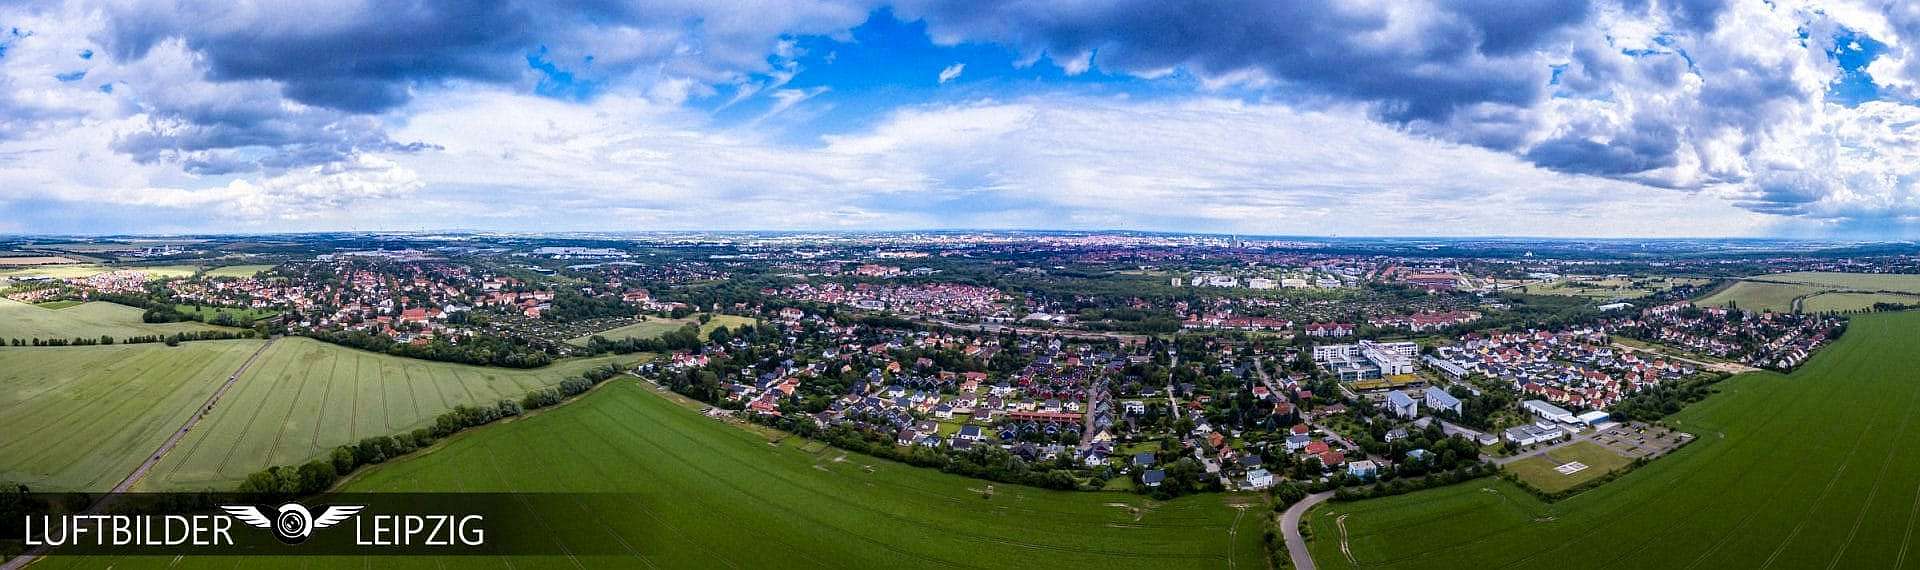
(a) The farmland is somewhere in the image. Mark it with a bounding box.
[0,264,200,280]
[1306,310,1920,569]
[134,337,648,490]
[40,380,1268,569]
[0,340,265,490]
[565,313,757,346]
[202,264,276,278]
[1697,271,1920,313]
[0,298,230,340]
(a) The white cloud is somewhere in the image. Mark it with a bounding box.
[938,63,965,84]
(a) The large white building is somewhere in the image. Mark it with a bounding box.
[1315,341,1419,381]
[1522,399,1578,424]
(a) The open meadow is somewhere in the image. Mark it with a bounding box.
[565,313,757,346]
[0,298,231,341]
[0,340,265,490]
[1307,310,1920,569]
[134,337,648,490]
[38,380,1269,569]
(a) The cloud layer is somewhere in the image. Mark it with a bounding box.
[0,0,1918,236]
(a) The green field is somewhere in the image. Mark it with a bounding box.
[1525,276,1710,299]
[1502,440,1634,494]
[202,264,276,278]
[33,300,82,310]
[0,263,201,280]
[172,303,280,322]
[39,380,1268,569]
[0,298,229,340]
[565,313,758,346]
[1698,272,1920,313]
[134,337,647,490]
[1307,311,1920,569]
[0,341,265,490]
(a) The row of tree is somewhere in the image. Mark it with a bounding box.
[236,363,627,497]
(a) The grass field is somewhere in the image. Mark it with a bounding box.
[1695,281,1825,312]
[1525,276,1710,299]
[172,303,280,322]
[1307,311,1920,569]
[0,298,229,340]
[1697,272,1920,313]
[565,313,758,346]
[134,337,648,490]
[0,340,266,490]
[1502,440,1634,494]
[39,380,1269,569]
[0,263,201,280]
[32,300,82,310]
[202,264,276,278]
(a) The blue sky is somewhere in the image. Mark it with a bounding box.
[2,1,1920,237]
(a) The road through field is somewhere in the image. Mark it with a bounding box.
[1284,491,1337,570]
[0,337,277,570]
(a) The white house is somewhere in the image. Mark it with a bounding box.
[1385,390,1419,419]
[1245,468,1275,490]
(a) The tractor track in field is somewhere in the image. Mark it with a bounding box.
[0,336,278,570]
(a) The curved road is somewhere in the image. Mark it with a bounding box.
[1281,491,1336,570]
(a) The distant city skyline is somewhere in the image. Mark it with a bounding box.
[2,1,1919,237]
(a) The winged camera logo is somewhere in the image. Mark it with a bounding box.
[220,503,363,545]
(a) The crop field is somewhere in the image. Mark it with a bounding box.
[1307,311,1920,569]
[202,264,276,278]
[43,380,1268,569]
[1695,281,1824,312]
[134,337,647,490]
[0,298,230,340]
[566,313,757,346]
[0,340,265,490]
[0,263,201,280]
[1698,272,1920,313]
[1502,440,1634,494]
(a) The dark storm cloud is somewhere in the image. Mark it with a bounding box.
[895,0,1596,125]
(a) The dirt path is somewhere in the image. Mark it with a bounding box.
[1,336,278,570]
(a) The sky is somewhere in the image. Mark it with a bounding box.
[2,1,1920,238]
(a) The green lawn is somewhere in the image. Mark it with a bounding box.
[1502,440,1634,494]
[565,313,758,346]
[1307,311,1920,569]
[202,264,276,278]
[134,337,649,490]
[0,298,230,340]
[1758,272,1920,294]
[33,300,82,310]
[0,340,266,490]
[1802,292,1918,313]
[39,380,1269,569]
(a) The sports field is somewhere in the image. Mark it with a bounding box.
[202,264,276,278]
[1502,440,1634,494]
[0,298,230,340]
[39,380,1268,569]
[0,340,266,490]
[134,337,647,490]
[1307,311,1920,569]
[565,313,757,346]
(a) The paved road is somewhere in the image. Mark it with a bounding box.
[1,337,278,570]
[1281,491,1337,570]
